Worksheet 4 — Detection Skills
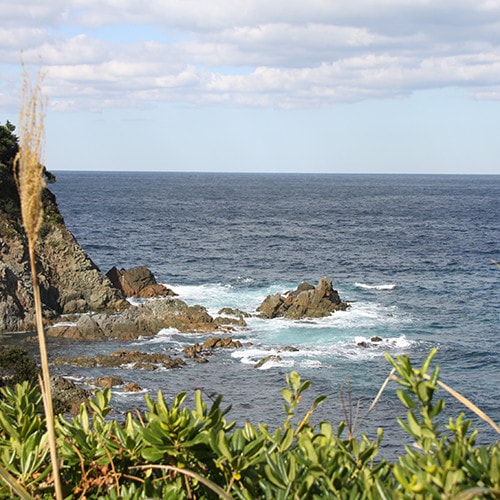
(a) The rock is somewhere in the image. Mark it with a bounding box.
[288,282,315,296]
[201,336,242,349]
[94,376,124,388]
[124,382,142,392]
[106,266,177,299]
[214,315,247,327]
[257,277,349,319]
[183,343,203,358]
[183,336,243,360]
[217,307,251,318]
[257,293,285,319]
[50,376,91,414]
[371,336,383,342]
[254,355,282,368]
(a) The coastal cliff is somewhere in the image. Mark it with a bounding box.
[0,164,128,333]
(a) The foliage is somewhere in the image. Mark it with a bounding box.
[0,120,56,218]
[0,120,21,216]
[0,120,18,171]
[0,351,498,499]
[0,347,39,389]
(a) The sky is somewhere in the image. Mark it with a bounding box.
[1,0,500,174]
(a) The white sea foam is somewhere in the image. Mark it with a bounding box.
[113,388,149,396]
[354,282,396,290]
[168,282,296,316]
[231,334,416,368]
[126,297,150,306]
[125,281,413,370]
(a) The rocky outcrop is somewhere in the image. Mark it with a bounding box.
[106,266,176,299]
[0,182,128,333]
[53,349,186,371]
[47,297,234,340]
[257,277,349,319]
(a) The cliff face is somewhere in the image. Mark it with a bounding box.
[0,172,128,333]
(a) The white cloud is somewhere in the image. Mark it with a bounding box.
[1,0,500,111]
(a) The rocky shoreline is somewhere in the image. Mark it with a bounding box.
[1,166,352,413]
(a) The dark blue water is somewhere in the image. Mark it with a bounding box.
[49,172,499,454]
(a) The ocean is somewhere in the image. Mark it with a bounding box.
[48,172,499,455]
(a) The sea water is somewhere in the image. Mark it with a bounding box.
[48,172,499,454]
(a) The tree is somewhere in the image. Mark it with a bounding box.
[0,120,19,172]
[0,120,56,187]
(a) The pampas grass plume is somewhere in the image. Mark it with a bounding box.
[14,67,46,246]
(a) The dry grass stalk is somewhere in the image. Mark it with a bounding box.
[14,66,63,500]
[425,373,500,435]
[367,367,500,435]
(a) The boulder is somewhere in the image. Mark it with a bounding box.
[254,355,282,368]
[257,277,349,319]
[124,382,142,392]
[106,266,176,298]
[94,376,124,388]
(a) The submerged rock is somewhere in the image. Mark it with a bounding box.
[257,277,349,319]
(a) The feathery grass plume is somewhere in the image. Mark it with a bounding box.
[14,65,63,500]
[14,68,45,245]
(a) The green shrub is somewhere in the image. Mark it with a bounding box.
[0,351,498,499]
[0,347,39,389]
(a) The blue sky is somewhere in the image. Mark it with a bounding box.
[1,0,500,174]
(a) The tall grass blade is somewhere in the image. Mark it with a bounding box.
[14,65,63,500]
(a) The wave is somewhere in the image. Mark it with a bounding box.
[354,282,396,291]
